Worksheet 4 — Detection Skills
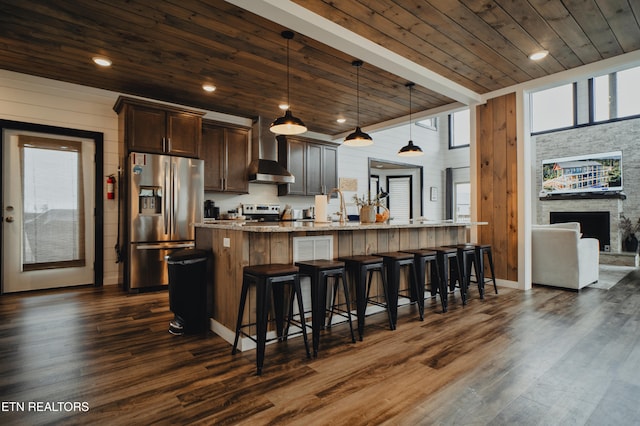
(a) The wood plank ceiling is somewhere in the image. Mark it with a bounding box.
[0,0,638,136]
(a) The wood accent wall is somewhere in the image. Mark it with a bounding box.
[476,93,518,282]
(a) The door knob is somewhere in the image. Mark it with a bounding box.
[5,216,14,223]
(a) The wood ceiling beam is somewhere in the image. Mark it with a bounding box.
[226,0,482,107]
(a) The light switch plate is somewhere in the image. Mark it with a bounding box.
[223,237,231,248]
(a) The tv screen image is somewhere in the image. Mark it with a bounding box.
[541,151,622,195]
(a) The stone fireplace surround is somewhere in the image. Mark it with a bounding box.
[539,196,623,253]
[550,210,610,251]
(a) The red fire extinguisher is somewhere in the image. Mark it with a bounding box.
[106,174,116,200]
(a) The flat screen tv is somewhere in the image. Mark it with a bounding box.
[541,151,622,195]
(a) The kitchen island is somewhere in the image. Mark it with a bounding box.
[195,220,470,347]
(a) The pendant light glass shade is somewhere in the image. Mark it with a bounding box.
[270,31,307,135]
[398,82,424,157]
[344,60,373,146]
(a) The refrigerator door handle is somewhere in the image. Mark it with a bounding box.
[135,242,195,250]
[163,161,169,235]
[172,161,177,237]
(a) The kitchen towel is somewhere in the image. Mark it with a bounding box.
[314,195,328,223]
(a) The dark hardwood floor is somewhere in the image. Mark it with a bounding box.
[2,273,640,425]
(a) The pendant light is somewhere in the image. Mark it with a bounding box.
[270,30,307,135]
[398,82,424,157]
[344,60,373,146]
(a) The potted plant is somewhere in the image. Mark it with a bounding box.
[353,191,389,223]
[619,214,639,252]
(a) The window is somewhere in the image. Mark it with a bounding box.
[592,74,611,122]
[20,136,86,270]
[616,66,640,118]
[531,83,575,133]
[387,176,412,223]
[591,66,640,123]
[416,117,437,131]
[449,109,470,148]
[454,182,470,223]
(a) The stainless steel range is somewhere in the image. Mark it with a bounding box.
[242,204,281,222]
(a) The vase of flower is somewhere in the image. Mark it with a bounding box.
[353,191,389,224]
[360,205,377,223]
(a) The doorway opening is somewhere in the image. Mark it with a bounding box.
[368,158,423,222]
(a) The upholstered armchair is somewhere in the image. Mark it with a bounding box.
[531,222,599,290]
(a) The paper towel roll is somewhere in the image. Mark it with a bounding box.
[314,195,328,223]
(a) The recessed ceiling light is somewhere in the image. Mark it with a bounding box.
[278,103,289,110]
[529,50,549,61]
[336,118,346,124]
[92,56,112,67]
[202,84,216,92]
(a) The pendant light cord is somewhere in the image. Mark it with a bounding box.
[409,83,412,140]
[286,36,290,107]
[356,63,360,127]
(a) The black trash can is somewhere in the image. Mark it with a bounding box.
[166,249,209,335]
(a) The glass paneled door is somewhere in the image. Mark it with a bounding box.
[2,130,95,292]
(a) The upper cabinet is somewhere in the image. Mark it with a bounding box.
[201,120,250,193]
[278,136,338,196]
[114,96,203,157]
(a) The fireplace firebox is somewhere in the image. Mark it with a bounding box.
[550,211,610,251]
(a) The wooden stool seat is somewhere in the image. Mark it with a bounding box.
[341,255,386,265]
[243,264,299,276]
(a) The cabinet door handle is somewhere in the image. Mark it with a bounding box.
[162,137,166,152]
[166,137,171,152]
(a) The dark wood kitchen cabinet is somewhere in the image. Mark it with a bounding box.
[201,121,250,193]
[114,96,203,157]
[279,137,306,195]
[278,136,338,196]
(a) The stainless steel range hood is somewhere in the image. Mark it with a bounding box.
[248,117,295,184]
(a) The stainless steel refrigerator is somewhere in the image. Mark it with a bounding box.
[126,152,203,291]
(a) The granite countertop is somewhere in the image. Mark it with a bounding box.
[195,220,479,233]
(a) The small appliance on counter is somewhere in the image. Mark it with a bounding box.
[204,200,219,219]
[303,207,314,219]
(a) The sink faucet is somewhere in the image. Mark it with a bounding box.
[327,188,347,224]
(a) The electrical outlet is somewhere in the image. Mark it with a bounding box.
[223,237,231,248]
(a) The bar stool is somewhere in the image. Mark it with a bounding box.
[423,247,465,312]
[473,244,498,296]
[447,244,478,301]
[295,259,355,357]
[401,249,443,314]
[337,255,391,341]
[373,251,421,327]
[232,264,310,375]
